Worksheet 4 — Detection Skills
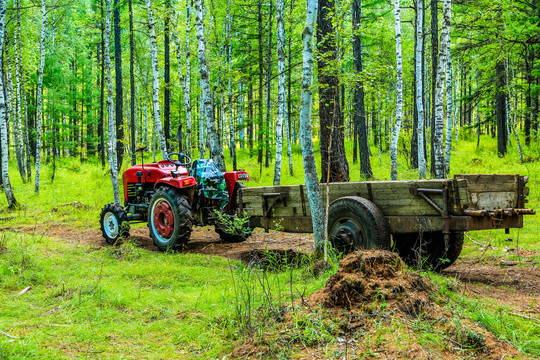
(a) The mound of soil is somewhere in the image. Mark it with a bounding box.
[310,250,434,317]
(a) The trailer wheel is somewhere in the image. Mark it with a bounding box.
[394,231,464,271]
[148,187,193,251]
[100,203,130,245]
[327,196,390,254]
[215,225,251,243]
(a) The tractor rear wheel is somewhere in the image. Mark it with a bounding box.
[100,203,130,245]
[327,196,390,254]
[148,187,193,251]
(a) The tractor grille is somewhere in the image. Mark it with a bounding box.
[126,183,137,200]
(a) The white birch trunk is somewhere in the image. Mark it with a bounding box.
[105,0,120,204]
[299,0,325,251]
[17,0,30,179]
[0,0,16,207]
[433,0,451,179]
[273,0,285,185]
[443,0,453,174]
[238,84,244,149]
[143,98,149,146]
[34,0,47,194]
[390,0,403,180]
[505,59,523,162]
[13,34,26,180]
[146,0,167,160]
[227,0,236,169]
[454,66,459,142]
[194,0,226,171]
[6,51,24,181]
[415,0,426,179]
[172,0,193,155]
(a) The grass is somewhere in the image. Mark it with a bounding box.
[1,129,539,358]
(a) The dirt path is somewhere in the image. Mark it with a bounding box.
[442,258,540,315]
[3,224,539,317]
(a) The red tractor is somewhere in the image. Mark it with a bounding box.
[99,149,251,251]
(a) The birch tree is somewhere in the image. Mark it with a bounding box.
[0,0,17,208]
[273,0,286,185]
[17,0,30,179]
[172,0,193,155]
[6,51,25,181]
[433,0,451,178]
[34,0,47,194]
[194,0,226,171]
[299,0,325,251]
[13,32,26,181]
[390,0,403,181]
[415,0,426,178]
[352,0,372,179]
[105,0,120,204]
[146,0,167,160]
[444,15,454,173]
[226,0,236,170]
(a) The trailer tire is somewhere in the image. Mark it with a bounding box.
[215,225,251,243]
[327,196,390,254]
[100,203,130,245]
[148,187,193,251]
[394,231,464,271]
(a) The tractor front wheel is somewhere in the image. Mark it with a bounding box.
[100,203,130,245]
[148,187,193,251]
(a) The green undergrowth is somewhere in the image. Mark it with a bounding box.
[0,231,333,359]
[429,272,540,356]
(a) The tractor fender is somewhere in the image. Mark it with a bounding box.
[154,176,197,191]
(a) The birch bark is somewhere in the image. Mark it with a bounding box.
[390,0,403,180]
[273,0,285,185]
[443,0,453,173]
[6,51,25,181]
[172,0,192,155]
[16,0,30,179]
[0,0,17,207]
[34,0,47,194]
[299,0,325,251]
[105,0,120,204]
[227,0,236,170]
[416,0,426,178]
[433,0,451,178]
[194,0,226,171]
[146,0,168,160]
[14,31,26,180]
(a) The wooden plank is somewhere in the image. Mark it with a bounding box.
[454,174,519,192]
[470,192,519,210]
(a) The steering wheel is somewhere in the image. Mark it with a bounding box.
[167,152,192,167]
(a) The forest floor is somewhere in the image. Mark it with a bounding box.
[2,222,539,359]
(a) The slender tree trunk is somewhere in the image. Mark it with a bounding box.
[6,51,25,181]
[416,0,426,179]
[15,0,30,179]
[172,0,192,155]
[227,0,236,170]
[352,0,372,179]
[13,17,26,181]
[164,9,171,150]
[0,0,17,207]
[300,0,325,252]
[113,0,124,169]
[318,0,349,183]
[129,0,136,165]
[257,0,263,166]
[273,0,285,185]
[146,0,168,159]
[430,0,438,176]
[34,0,47,194]
[443,0,453,173]
[496,61,507,156]
[264,0,273,168]
[286,0,294,176]
[105,0,120,204]
[390,0,403,180]
[194,0,225,171]
[99,0,106,167]
[432,0,450,179]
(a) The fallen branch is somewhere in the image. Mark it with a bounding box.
[510,312,540,323]
[465,233,489,248]
[18,286,32,296]
[0,330,20,339]
[500,260,519,266]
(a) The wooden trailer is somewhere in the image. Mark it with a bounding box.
[237,174,535,269]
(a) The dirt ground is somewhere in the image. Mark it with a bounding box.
[3,223,540,355]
